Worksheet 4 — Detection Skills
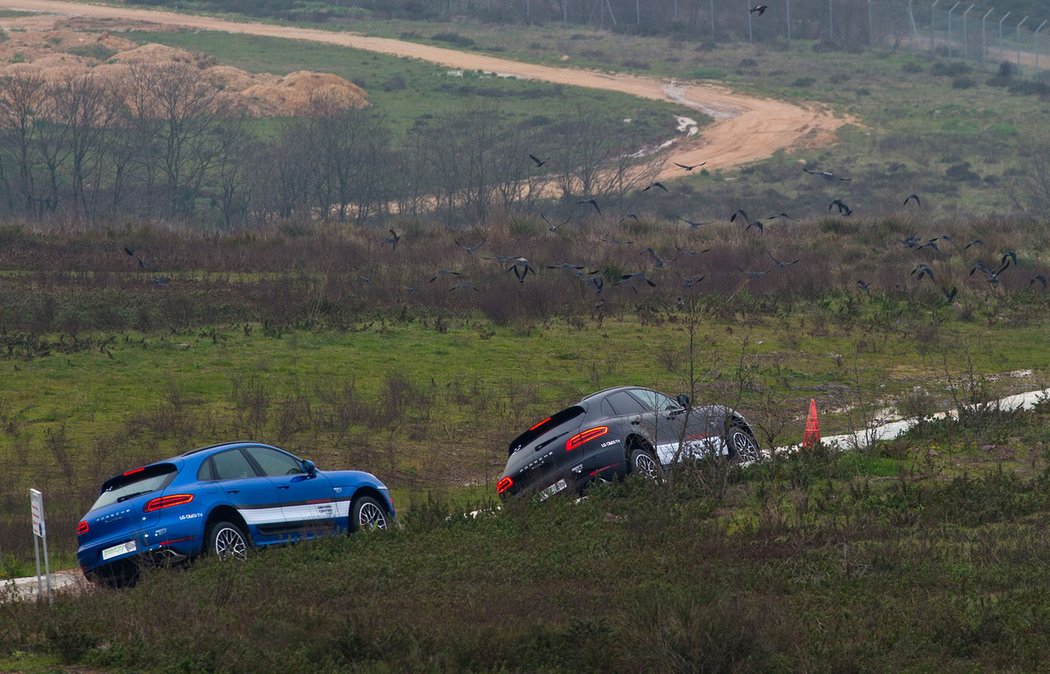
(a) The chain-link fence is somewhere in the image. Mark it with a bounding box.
[371,0,1048,78]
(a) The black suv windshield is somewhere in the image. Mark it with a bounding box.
[91,464,177,511]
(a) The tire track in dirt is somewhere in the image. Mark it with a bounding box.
[3,0,849,182]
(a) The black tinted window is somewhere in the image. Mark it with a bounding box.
[92,465,176,511]
[246,446,303,477]
[197,458,215,482]
[606,392,647,415]
[212,449,257,481]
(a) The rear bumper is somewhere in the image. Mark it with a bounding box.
[78,521,203,574]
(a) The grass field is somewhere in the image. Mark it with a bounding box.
[120,28,702,142]
[2,8,1050,670]
[2,405,1050,671]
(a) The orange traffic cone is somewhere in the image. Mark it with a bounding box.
[802,399,821,449]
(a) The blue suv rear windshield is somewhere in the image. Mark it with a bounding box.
[91,464,177,511]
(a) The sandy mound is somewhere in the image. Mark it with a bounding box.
[0,16,367,116]
[242,71,368,115]
[110,42,214,68]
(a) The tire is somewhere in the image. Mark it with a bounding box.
[629,446,663,481]
[726,423,761,463]
[207,520,250,561]
[350,496,389,533]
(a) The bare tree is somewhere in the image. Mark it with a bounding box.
[52,73,118,221]
[0,72,48,215]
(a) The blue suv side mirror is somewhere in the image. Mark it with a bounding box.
[302,459,317,477]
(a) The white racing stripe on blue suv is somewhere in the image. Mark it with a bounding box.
[282,501,351,521]
[236,500,353,526]
[236,506,286,527]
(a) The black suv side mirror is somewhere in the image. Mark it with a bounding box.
[676,393,690,408]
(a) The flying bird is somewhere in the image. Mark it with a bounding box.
[672,243,711,259]
[804,167,852,181]
[541,213,571,233]
[903,194,921,207]
[454,238,486,256]
[857,279,871,293]
[576,198,601,215]
[730,209,750,225]
[507,257,537,284]
[941,286,957,303]
[546,262,586,272]
[766,212,797,221]
[969,261,1005,284]
[614,272,657,290]
[674,161,706,171]
[829,198,853,216]
[749,4,768,15]
[587,274,605,294]
[643,182,669,193]
[679,273,705,289]
[450,281,480,292]
[911,262,935,282]
[746,219,765,233]
[676,215,711,229]
[382,229,402,249]
[737,265,774,279]
[528,153,548,167]
[768,252,800,268]
[1001,250,1018,268]
[429,269,461,283]
[963,238,984,249]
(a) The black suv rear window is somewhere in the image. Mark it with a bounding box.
[508,406,585,455]
[92,464,177,511]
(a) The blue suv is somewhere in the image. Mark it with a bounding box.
[76,442,394,586]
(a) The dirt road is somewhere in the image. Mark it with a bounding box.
[2,0,847,181]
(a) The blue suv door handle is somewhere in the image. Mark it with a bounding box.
[226,489,240,494]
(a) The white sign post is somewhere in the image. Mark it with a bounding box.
[29,489,52,604]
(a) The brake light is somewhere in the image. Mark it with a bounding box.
[566,426,609,451]
[123,466,145,477]
[496,476,513,495]
[528,416,551,431]
[144,494,194,512]
[76,520,89,536]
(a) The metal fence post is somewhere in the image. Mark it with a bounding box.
[747,0,753,42]
[828,0,834,42]
[1035,20,1047,72]
[962,4,974,60]
[867,0,873,46]
[947,2,960,57]
[931,0,942,52]
[710,0,715,36]
[981,8,994,66]
[786,0,792,45]
[998,11,1011,56]
[909,0,919,46]
[1016,16,1028,74]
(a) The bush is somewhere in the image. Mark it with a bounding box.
[431,32,476,48]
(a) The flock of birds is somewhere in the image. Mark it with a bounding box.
[121,157,1047,304]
